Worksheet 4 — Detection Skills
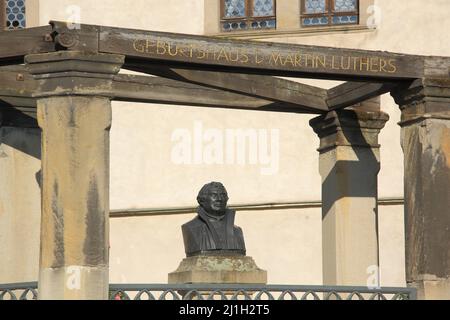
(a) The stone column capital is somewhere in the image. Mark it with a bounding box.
[309,109,389,152]
[25,51,125,98]
[391,78,450,125]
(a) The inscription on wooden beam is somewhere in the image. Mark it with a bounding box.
[99,26,424,80]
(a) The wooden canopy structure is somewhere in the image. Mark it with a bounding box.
[0,21,449,300]
[1,21,436,122]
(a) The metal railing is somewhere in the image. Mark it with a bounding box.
[0,282,38,300]
[108,284,416,300]
[0,282,416,300]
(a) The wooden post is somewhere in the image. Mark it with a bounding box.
[26,51,124,300]
[392,76,450,300]
[310,108,388,286]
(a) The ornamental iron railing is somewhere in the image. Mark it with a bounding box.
[0,282,38,300]
[0,282,416,300]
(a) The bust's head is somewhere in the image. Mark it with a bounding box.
[197,182,229,217]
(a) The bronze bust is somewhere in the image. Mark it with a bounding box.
[182,182,246,257]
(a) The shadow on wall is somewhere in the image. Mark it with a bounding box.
[0,106,40,150]
[0,110,41,186]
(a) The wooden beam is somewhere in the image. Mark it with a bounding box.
[0,66,36,105]
[90,22,424,81]
[0,66,319,114]
[326,81,397,110]
[0,26,55,64]
[0,96,35,107]
[0,22,436,82]
[0,1,5,31]
[112,73,319,113]
[125,65,329,113]
[0,64,405,115]
[0,65,38,125]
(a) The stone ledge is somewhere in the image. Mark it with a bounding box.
[25,51,125,98]
[208,25,373,40]
[168,255,267,284]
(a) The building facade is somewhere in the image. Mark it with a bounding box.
[0,0,449,292]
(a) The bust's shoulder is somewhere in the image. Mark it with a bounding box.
[234,225,243,233]
[182,216,205,231]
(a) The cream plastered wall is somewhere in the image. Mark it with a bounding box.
[0,128,41,283]
[257,0,450,201]
[30,0,448,208]
[110,207,322,285]
[378,204,406,287]
[108,0,447,286]
[4,0,448,285]
[109,103,321,209]
[37,0,205,34]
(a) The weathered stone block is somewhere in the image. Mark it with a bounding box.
[168,255,267,284]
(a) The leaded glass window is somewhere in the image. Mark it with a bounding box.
[221,0,276,32]
[2,0,25,30]
[301,0,358,27]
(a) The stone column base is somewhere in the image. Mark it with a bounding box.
[39,265,109,300]
[168,255,267,284]
[409,277,450,300]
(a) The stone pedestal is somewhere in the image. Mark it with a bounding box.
[169,255,267,284]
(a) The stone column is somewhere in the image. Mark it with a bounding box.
[25,51,124,300]
[391,77,450,300]
[310,108,389,286]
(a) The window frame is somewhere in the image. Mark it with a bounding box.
[220,0,277,32]
[0,0,27,31]
[300,0,359,27]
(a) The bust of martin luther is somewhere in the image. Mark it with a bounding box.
[181,182,246,257]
